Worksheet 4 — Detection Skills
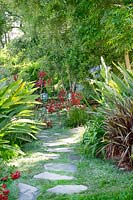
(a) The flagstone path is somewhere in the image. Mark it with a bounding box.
[18,127,88,200]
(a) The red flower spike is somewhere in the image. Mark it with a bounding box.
[70,92,82,106]
[38,71,47,78]
[11,171,21,180]
[36,80,44,87]
[47,104,55,113]
[58,89,66,103]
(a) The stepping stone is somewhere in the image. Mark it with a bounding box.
[47,147,73,153]
[44,153,60,160]
[18,183,39,200]
[34,153,60,160]
[44,163,77,173]
[33,172,74,180]
[43,141,67,147]
[53,133,61,136]
[68,154,80,161]
[47,185,88,194]
[37,135,49,138]
[70,127,85,134]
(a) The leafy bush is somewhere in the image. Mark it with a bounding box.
[0,78,40,159]
[66,106,88,127]
[83,111,105,157]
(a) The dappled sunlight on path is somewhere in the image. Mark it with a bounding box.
[9,152,60,167]
[41,127,85,147]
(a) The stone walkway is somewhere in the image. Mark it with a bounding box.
[18,127,88,200]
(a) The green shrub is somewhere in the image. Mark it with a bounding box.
[0,78,40,159]
[66,106,88,127]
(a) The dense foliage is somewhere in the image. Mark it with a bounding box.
[0,0,132,90]
[0,79,39,159]
[0,3,133,200]
[94,60,133,169]
[0,0,133,172]
[66,106,88,127]
[83,111,105,158]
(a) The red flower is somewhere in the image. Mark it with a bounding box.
[59,96,65,103]
[11,171,20,180]
[0,176,8,181]
[1,184,6,189]
[38,71,47,78]
[0,194,8,200]
[13,74,18,81]
[48,104,55,113]
[1,195,8,200]
[36,80,44,87]
[58,89,66,103]
[59,89,66,96]
[3,190,10,195]
[70,92,82,106]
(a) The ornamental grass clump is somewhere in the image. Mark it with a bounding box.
[66,105,88,127]
[65,91,88,127]
[104,98,133,170]
[91,58,133,169]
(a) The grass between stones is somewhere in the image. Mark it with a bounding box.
[7,125,133,200]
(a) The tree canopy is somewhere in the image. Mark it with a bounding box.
[1,0,133,88]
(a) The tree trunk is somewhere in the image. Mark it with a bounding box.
[66,65,71,90]
[71,81,76,92]
[0,40,4,48]
[60,72,65,90]
[124,50,131,70]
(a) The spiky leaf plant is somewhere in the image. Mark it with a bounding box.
[104,98,133,170]
[0,78,41,159]
[92,59,133,169]
[94,58,133,105]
